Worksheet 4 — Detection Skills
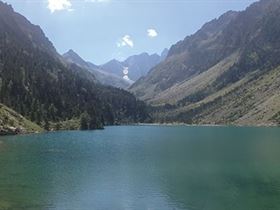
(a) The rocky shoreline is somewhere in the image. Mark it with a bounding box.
[0,126,27,136]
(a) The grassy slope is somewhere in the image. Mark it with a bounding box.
[150,52,240,105]
[0,104,43,135]
[156,65,280,126]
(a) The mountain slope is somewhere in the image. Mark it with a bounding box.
[160,48,169,61]
[0,1,149,129]
[152,64,280,126]
[63,49,92,69]
[101,59,124,78]
[131,0,280,125]
[63,50,131,89]
[130,10,240,101]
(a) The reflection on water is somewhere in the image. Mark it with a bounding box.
[0,126,280,210]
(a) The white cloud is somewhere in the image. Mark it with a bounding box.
[47,0,109,13]
[48,0,72,13]
[147,29,158,38]
[117,35,134,48]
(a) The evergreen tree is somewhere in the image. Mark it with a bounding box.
[44,119,50,131]
[80,112,89,130]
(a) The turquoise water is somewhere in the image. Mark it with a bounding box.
[0,126,280,210]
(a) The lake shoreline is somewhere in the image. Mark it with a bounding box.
[1,122,278,137]
[133,122,279,128]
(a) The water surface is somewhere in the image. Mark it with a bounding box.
[0,126,280,210]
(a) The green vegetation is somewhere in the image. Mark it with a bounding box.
[0,103,43,135]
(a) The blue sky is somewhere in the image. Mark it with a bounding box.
[4,0,256,64]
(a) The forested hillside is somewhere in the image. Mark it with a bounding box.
[0,1,149,131]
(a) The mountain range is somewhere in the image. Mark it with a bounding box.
[130,0,280,126]
[100,49,168,82]
[63,49,132,89]
[63,48,168,89]
[0,1,149,133]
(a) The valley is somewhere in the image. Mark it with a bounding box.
[0,0,280,135]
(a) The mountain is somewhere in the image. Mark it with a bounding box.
[100,50,168,82]
[63,50,131,89]
[0,1,150,130]
[101,59,124,77]
[131,0,280,126]
[63,49,93,69]
[130,10,240,101]
[122,53,161,81]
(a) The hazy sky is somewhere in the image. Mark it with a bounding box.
[4,0,256,64]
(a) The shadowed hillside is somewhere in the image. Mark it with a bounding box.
[131,0,280,126]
